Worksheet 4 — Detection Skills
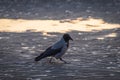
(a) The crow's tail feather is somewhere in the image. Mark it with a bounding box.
[34,46,53,62]
[34,53,45,61]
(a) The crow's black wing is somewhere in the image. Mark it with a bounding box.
[35,46,62,61]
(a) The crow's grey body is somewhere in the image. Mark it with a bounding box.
[52,38,68,59]
[35,34,73,63]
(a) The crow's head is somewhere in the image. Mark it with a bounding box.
[63,34,73,42]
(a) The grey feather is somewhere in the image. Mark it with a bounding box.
[52,38,65,49]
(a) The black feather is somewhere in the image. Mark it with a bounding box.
[34,46,62,61]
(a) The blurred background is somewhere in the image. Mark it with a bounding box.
[0,0,120,80]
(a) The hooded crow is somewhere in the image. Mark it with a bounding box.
[34,33,73,63]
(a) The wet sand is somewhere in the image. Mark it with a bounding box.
[0,0,120,80]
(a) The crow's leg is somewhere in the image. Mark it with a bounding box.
[49,57,53,63]
[59,58,68,63]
